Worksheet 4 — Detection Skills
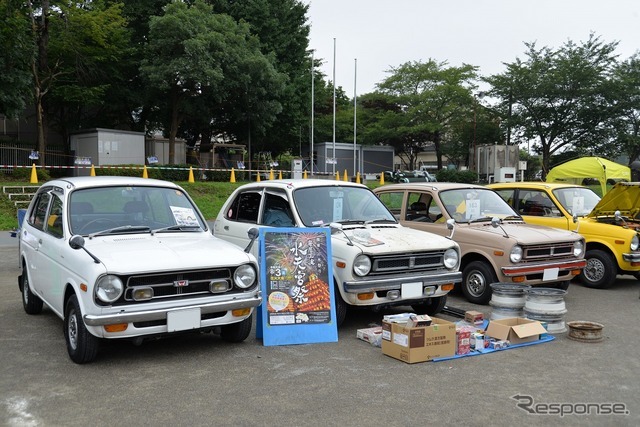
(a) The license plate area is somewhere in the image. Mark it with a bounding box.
[543,267,559,281]
[167,308,201,332]
[401,282,423,298]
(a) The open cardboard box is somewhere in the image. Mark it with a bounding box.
[381,316,455,363]
[485,317,547,345]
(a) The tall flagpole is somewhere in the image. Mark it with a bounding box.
[353,58,357,178]
[332,37,336,175]
[310,50,315,176]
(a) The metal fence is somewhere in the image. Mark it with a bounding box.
[0,141,70,173]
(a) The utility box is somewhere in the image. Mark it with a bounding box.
[497,167,516,183]
[292,158,303,179]
[70,128,145,176]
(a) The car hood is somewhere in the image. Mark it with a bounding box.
[589,182,640,218]
[470,221,581,245]
[335,224,456,254]
[82,233,254,272]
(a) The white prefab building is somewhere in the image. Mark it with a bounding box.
[70,128,145,176]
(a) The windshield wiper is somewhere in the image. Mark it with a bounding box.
[151,225,202,235]
[336,219,365,225]
[365,218,397,224]
[89,225,151,238]
[468,216,493,223]
[502,215,523,221]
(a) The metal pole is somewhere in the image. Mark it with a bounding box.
[311,50,315,176]
[332,38,336,175]
[353,58,357,178]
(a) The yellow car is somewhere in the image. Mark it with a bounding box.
[488,182,640,288]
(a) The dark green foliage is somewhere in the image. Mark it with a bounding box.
[436,168,478,184]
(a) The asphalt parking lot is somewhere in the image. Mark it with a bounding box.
[1,233,639,426]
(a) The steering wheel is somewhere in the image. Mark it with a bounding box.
[79,218,118,233]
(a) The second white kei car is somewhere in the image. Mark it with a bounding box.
[214,179,463,325]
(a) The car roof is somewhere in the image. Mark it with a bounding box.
[376,182,488,191]
[44,176,180,190]
[487,181,585,190]
[235,179,367,190]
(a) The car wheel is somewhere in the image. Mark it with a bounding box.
[20,270,43,315]
[334,286,348,327]
[64,295,99,364]
[462,261,497,305]
[220,316,252,343]
[580,249,616,289]
[411,295,447,315]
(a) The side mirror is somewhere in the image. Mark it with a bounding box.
[491,217,501,228]
[244,227,259,253]
[69,234,101,263]
[446,218,455,240]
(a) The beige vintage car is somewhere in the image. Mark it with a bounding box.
[374,183,586,304]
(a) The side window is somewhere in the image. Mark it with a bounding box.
[226,191,262,223]
[262,192,294,227]
[377,191,403,219]
[46,195,64,239]
[28,192,51,231]
[406,192,429,221]
[521,190,559,217]
[493,189,515,207]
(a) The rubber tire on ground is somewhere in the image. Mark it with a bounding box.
[334,286,348,327]
[462,260,498,305]
[20,270,43,315]
[220,316,252,343]
[634,272,640,281]
[580,249,617,289]
[64,294,99,364]
[411,295,447,315]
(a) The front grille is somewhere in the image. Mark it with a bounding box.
[113,268,238,305]
[370,251,445,275]
[523,243,574,261]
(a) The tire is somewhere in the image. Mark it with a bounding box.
[64,295,99,364]
[634,272,640,281]
[580,249,617,289]
[220,316,252,343]
[334,286,348,327]
[462,260,498,305]
[411,295,447,315]
[20,270,43,315]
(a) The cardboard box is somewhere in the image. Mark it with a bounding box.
[406,314,432,328]
[456,329,471,355]
[381,317,455,363]
[485,317,547,345]
[357,326,383,347]
[465,310,484,325]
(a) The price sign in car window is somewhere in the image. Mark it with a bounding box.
[257,228,338,346]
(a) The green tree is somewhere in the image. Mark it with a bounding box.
[484,34,620,178]
[611,53,640,164]
[0,0,35,119]
[363,59,478,170]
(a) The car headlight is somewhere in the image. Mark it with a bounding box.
[443,248,459,270]
[234,264,257,289]
[510,245,523,263]
[574,239,585,257]
[95,275,123,303]
[631,234,639,251]
[353,254,372,276]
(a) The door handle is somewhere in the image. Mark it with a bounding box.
[224,225,229,230]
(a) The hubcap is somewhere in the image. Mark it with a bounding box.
[68,311,78,350]
[467,271,486,297]
[584,258,605,283]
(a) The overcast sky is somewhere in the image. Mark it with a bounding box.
[303,0,640,97]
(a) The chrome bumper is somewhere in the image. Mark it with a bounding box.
[622,253,640,263]
[84,294,262,326]
[501,259,586,277]
[343,271,461,294]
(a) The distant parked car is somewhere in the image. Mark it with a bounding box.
[375,183,586,304]
[213,179,462,325]
[489,181,640,288]
[18,176,261,363]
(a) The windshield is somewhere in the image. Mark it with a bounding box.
[293,185,396,227]
[552,187,601,216]
[439,188,519,223]
[69,185,206,236]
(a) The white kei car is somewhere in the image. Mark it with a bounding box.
[18,176,261,364]
[214,179,462,325]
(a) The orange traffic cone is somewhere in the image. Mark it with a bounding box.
[188,166,195,183]
[230,168,236,183]
[30,163,38,184]
[142,165,148,179]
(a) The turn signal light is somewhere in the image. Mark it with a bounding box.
[232,308,251,317]
[441,283,455,291]
[132,288,153,301]
[335,261,346,269]
[570,269,581,276]
[104,323,128,333]
[512,276,526,283]
[357,292,374,300]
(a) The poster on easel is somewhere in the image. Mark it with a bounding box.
[257,227,337,346]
